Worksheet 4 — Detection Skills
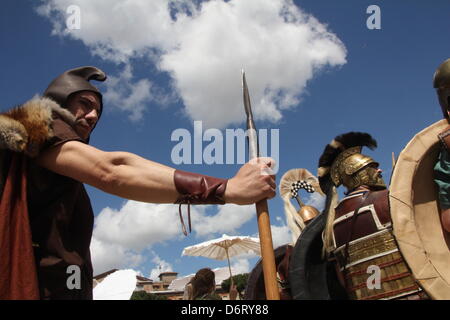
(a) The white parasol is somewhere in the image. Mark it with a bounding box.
[93,269,137,300]
[182,234,260,285]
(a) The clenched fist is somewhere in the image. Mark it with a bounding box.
[224,157,276,205]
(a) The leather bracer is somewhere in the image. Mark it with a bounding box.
[174,169,228,235]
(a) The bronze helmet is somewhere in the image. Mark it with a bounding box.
[43,66,107,116]
[433,58,450,120]
[330,146,385,191]
[318,132,386,193]
[297,205,320,224]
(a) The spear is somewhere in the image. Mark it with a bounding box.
[242,70,280,300]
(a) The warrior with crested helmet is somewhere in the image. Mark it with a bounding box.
[287,60,450,301]
[315,132,428,300]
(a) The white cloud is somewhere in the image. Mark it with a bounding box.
[90,236,144,276]
[102,64,176,121]
[231,258,251,275]
[37,0,346,127]
[37,0,177,62]
[148,253,174,281]
[102,64,153,121]
[249,216,292,250]
[192,204,255,237]
[93,201,182,251]
[90,201,181,275]
[271,216,293,247]
[159,0,347,128]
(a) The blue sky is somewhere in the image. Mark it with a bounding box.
[2,0,450,282]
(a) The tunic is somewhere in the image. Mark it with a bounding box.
[27,117,94,300]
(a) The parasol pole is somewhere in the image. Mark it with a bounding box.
[225,248,234,288]
[242,70,280,300]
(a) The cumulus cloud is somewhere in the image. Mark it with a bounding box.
[159,0,347,128]
[192,204,255,237]
[248,216,292,251]
[90,201,181,275]
[37,0,346,127]
[37,0,177,62]
[90,237,144,276]
[148,253,174,281]
[271,216,293,247]
[102,64,177,121]
[93,201,182,251]
[231,258,251,275]
[102,64,152,121]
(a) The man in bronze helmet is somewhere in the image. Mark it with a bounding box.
[316,132,427,300]
[432,58,450,233]
[0,66,276,300]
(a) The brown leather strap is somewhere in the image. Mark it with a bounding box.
[178,202,191,236]
[174,170,228,235]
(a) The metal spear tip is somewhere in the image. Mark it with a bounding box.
[242,72,253,117]
[241,69,247,88]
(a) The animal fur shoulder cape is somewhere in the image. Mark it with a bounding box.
[0,97,75,300]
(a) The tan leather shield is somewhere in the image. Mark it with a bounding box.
[389,119,450,299]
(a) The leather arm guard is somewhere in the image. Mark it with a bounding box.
[173,169,228,235]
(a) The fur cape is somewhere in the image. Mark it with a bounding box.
[0,97,74,300]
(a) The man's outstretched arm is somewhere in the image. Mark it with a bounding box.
[36,140,276,205]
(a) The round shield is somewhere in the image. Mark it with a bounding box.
[288,212,330,300]
[389,119,450,299]
[287,212,348,300]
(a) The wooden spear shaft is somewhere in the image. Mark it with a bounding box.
[242,70,280,300]
[255,200,280,300]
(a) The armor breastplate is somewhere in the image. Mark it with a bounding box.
[330,189,428,300]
